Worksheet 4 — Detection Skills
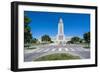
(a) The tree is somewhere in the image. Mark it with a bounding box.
[83,32,90,43]
[71,37,80,44]
[24,16,31,25]
[24,31,32,43]
[79,39,84,43]
[24,16,32,44]
[41,35,51,43]
[50,41,54,43]
[31,38,38,44]
[67,41,73,44]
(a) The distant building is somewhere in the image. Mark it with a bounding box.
[38,18,71,44]
[56,18,66,45]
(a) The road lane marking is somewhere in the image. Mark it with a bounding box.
[35,49,42,53]
[43,49,50,52]
[69,48,75,51]
[58,48,62,51]
[51,48,56,51]
[65,48,68,51]
[36,49,46,53]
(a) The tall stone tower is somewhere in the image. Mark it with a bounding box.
[57,18,65,45]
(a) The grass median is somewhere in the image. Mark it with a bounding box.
[34,53,80,61]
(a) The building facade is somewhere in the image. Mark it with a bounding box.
[56,18,66,45]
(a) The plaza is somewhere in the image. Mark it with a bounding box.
[24,18,90,62]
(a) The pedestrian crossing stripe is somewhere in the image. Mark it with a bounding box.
[58,48,62,51]
[36,49,43,53]
[69,48,75,51]
[36,49,46,53]
[51,48,56,51]
[43,49,50,52]
[35,47,88,53]
[65,48,68,51]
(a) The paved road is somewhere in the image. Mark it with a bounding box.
[24,44,90,62]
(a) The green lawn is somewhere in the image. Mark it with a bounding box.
[83,43,90,49]
[34,53,80,61]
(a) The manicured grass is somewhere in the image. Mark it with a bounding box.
[34,53,80,61]
[83,46,90,49]
[25,46,37,50]
[26,47,37,49]
[83,44,90,49]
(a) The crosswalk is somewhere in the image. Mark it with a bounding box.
[34,47,89,53]
[51,48,56,51]
[59,48,62,51]
[65,48,69,51]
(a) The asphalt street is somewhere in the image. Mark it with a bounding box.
[24,44,90,62]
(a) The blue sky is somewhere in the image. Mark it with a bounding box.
[24,11,90,39]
